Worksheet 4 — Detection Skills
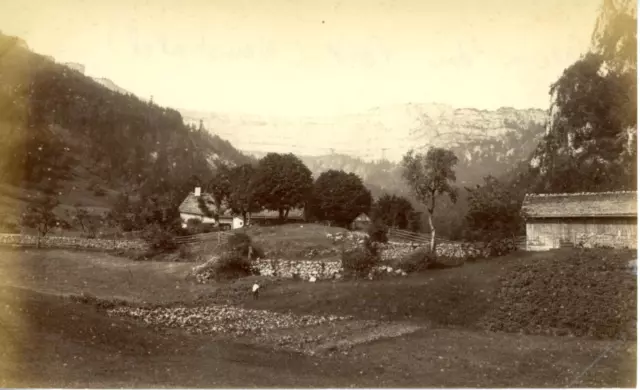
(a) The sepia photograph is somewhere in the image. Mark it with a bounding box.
[0,0,636,387]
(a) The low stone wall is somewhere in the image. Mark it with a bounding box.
[0,233,148,252]
[254,259,342,280]
[379,242,418,262]
[378,241,482,261]
[326,231,495,261]
[378,239,516,261]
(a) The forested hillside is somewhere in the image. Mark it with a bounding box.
[0,32,251,229]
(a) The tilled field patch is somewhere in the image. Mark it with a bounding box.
[106,304,424,355]
[107,305,353,336]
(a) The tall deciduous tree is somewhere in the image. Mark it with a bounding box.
[69,203,101,238]
[464,175,523,240]
[208,163,232,210]
[253,153,313,220]
[530,2,637,193]
[532,52,637,192]
[311,170,372,227]
[228,164,260,223]
[371,193,415,230]
[20,194,60,246]
[401,148,458,252]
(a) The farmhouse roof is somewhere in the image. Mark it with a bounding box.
[178,192,224,216]
[521,191,637,219]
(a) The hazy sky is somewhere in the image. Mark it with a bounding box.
[1,0,602,117]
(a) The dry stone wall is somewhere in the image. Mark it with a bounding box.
[325,231,492,261]
[254,259,342,280]
[378,241,485,261]
[0,233,148,252]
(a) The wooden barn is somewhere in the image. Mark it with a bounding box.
[521,191,637,251]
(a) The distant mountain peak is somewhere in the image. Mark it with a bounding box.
[181,104,546,163]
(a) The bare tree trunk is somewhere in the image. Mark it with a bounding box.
[428,212,436,253]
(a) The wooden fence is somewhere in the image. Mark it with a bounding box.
[173,231,232,245]
[388,228,528,250]
[387,228,461,246]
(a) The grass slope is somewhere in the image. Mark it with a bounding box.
[0,247,635,387]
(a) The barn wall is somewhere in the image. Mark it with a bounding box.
[526,217,637,250]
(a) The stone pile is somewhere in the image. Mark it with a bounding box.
[106,305,353,337]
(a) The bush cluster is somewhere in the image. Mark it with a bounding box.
[366,219,389,243]
[392,247,436,273]
[482,238,518,257]
[209,252,257,281]
[142,224,178,252]
[204,231,264,281]
[341,237,380,279]
[226,231,265,259]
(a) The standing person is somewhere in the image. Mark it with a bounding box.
[252,283,260,300]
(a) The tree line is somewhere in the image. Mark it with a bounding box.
[206,152,422,231]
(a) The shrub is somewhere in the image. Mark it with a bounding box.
[211,252,257,281]
[225,231,264,259]
[483,238,518,257]
[367,219,388,243]
[393,247,436,273]
[341,238,380,279]
[142,224,178,252]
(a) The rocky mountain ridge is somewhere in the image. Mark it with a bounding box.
[58,64,549,190]
[182,104,547,163]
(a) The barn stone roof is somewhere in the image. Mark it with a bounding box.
[521,191,637,219]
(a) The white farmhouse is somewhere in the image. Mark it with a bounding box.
[178,187,244,230]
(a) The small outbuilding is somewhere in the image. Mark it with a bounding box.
[350,212,371,231]
[521,191,637,250]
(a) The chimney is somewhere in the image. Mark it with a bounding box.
[194,187,201,197]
